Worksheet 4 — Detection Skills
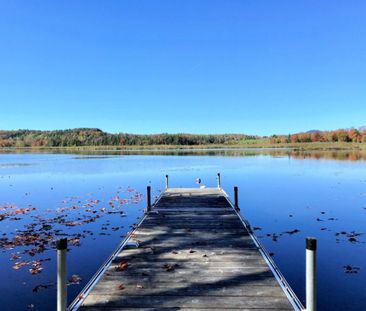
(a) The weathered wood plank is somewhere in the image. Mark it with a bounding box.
[106,266,273,277]
[82,295,292,309]
[141,224,246,229]
[134,231,250,238]
[94,275,281,286]
[90,283,285,296]
[80,308,293,311]
[112,258,268,267]
[115,253,265,262]
[136,228,248,235]
[146,214,239,220]
[154,207,232,215]
[136,240,257,248]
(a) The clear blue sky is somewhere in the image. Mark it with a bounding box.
[1,1,365,135]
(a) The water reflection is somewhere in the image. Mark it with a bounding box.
[1,147,366,161]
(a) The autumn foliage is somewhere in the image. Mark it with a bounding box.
[268,128,366,144]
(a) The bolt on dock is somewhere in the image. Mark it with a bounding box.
[67,184,306,311]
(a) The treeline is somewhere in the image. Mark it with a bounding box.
[1,128,366,148]
[269,128,366,144]
[0,129,257,147]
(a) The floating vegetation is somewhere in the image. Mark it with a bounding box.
[335,231,363,243]
[266,233,281,242]
[0,187,144,299]
[0,185,145,309]
[284,229,300,235]
[32,283,55,293]
[343,265,360,274]
[68,274,82,285]
[0,204,36,221]
[73,156,115,160]
[0,163,35,168]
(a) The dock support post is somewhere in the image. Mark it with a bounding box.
[57,238,67,311]
[217,173,221,188]
[147,186,152,212]
[165,175,169,189]
[234,186,239,211]
[306,237,317,311]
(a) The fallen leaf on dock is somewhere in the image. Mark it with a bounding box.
[164,264,178,272]
[116,261,129,271]
[118,283,125,290]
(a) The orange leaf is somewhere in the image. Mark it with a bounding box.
[116,261,129,271]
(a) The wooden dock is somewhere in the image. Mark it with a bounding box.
[70,187,303,311]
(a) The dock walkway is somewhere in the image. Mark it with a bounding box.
[72,188,302,311]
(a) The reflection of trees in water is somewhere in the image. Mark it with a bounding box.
[77,149,366,161]
[289,150,366,161]
[1,148,366,161]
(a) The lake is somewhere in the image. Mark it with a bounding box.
[0,149,366,311]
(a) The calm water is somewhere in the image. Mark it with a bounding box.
[1,149,366,311]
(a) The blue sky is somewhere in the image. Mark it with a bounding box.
[0,1,365,135]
